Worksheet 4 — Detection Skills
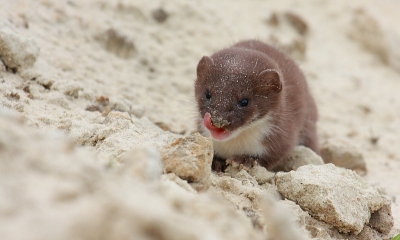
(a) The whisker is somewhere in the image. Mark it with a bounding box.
[167,92,200,134]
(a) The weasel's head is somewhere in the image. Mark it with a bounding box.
[194,47,283,141]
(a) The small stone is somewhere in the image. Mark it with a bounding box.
[20,81,31,93]
[35,75,54,90]
[19,68,42,82]
[97,28,136,59]
[85,95,110,115]
[52,80,83,98]
[210,173,269,219]
[284,12,308,35]
[267,12,279,26]
[161,133,213,191]
[275,164,386,234]
[0,19,39,72]
[273,145,323,172]
[320,138,366,175]
[5,91,20,101]
[225,161,275,185]
[248,165,275,185]
[152,8,169,23]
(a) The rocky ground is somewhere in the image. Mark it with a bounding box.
[1,0,399,239]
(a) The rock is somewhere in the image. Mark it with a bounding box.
[277,199,336,239]
[210,171,271,207]
[0,109,266,240]
[369,198,394,235]
[85,95,111,115]
[209,172,271,230]
[275,164,388,234]
[161,133,213,191]
[273,145,324,172]
[248,165,275,185]
[355,226,382,240]
[158,172,265,240]
[277,198,393,240]
[261,196,312,240]
[35,75,54,90]
[0,19,39,72]
[119,146,163,182]
[320,139,366,175]
[161,173,197,193]
[226,162,275,185]
[52,80,83,98]
[70,111,179,160]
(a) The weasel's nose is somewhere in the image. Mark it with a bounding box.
[204,113,230,129]
[211,116,229,128]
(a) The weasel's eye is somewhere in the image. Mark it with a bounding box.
[238,99,249,107]
[205,91,211,100]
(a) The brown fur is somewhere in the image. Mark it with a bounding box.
[195,40,319,170]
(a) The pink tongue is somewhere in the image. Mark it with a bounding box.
[203,113,231,140]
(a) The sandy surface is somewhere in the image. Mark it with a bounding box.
[1,0,400,238]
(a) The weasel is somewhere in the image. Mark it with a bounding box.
[194,40,319,171]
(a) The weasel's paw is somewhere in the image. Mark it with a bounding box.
[227,156,259,170]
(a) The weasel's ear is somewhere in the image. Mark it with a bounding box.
[197,56,214,76]
[257,69,282,94]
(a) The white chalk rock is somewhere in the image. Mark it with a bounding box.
[70,111,179,160]
[275,164,387,234]
[0,109,265,240]
[0,19,39,71]
[161,133,213,191]
[261,196,312,240]
[119,146,163,182]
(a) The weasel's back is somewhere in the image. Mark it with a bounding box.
[233,40,319,153]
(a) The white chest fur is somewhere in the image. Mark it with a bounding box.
[200,116,273,159]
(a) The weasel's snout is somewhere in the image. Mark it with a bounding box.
[211,116,229,128]
[203,113,232,140]
[204,113,219,131]
[204,113,229,130]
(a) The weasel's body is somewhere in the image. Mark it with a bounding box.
[194,40,319,171]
